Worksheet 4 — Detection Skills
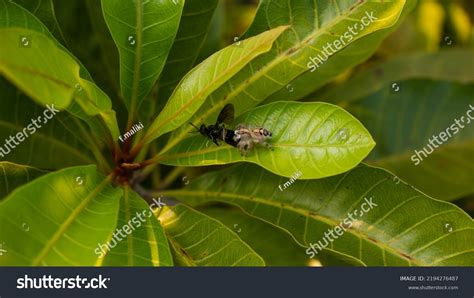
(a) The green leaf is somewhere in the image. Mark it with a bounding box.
[100,187,173,266]
[0,162,48,199]
[83,0,121,97]
[0,1,119,146]
[349,80,474,201]
[145,26,288,143]
[198,204,308,266]
[258,0,416,104]
[0,0,93,80]
[0,78,97,170]
[318,49,474,106]
[101,0,183,114]
[164,164,474,266]
[0,28,79,109]
[0,165,122,266]
[194,1,225,64]
[11,0,65,44]
[156,0,219,102]
[199,204,364,266]
[158,101,375,179]
[72,79,120,142]
[318,50,474,201]
[138,0,220,126]
[0,27,120,143]
[161,0,413,153]
[159,204,265,266]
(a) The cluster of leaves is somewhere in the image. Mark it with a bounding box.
[0,0,472,266]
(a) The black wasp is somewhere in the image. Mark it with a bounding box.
[190,104,239,147]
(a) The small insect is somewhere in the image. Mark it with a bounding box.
[234,124,273,156]
[190,104,239,147]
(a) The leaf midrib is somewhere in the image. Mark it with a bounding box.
[124,187,134,266]
[158,141,375,162]
[144,215,161,266]
[129,0,143,118]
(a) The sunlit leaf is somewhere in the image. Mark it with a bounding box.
[0,28,120,142]
[100,187,173,266]
[0,28,78,109]
[158,101,375,179]
[0,165,121,266]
